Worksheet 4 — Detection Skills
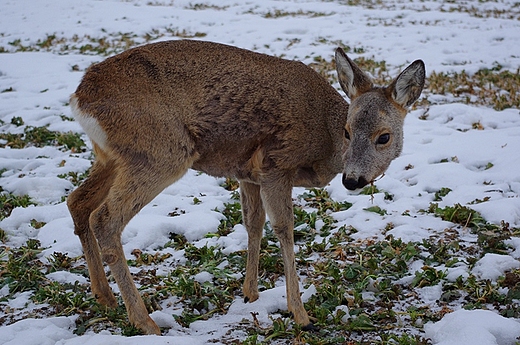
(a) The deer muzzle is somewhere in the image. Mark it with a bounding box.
[342,173,369,190]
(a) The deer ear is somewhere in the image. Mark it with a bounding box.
[387,60,425,108]
[335,48,373,100]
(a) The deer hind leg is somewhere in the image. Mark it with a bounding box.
[88,155,194,336]
[259,174,312,329]
[240,181,265,303]
[67,157,118,308]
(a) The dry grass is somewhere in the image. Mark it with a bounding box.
[309,55,519,111]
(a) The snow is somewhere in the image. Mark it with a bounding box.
[472,253,520,281]
[0,317,77,345]
[424,309,520,345]
[417,284,443,304]
[1,0,520,344]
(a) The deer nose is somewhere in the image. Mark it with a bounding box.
[342,174,369,191]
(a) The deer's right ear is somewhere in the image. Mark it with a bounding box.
[335,47,373,100]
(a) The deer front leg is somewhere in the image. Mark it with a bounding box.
[240,181,266,303]
[259,175,312,329]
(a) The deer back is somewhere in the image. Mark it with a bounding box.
[73,40,349,186]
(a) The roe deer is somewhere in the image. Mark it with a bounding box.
[67,39,425,335]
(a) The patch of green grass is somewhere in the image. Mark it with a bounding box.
[73,300,143,336]
[185,3,229,11]
[364,205,387,216]
[440,3,520,20]
[127,249,172,267]
[216,201,243,236]
[10,116,24,126]
[411,266,447,288]
[427,203,485,229]
[0,125,86,152]
[476,221,515,255]
[360,184,380,195]
[57,169,90,187]
[293,206,318,231]
[263,9,334,18]
[156,244,242,327]
[425,204,519,256]
[0,193,36,220]
[1,185,518,343]
[31,281,93,315]
[220,177,239,191]
[30,219,46,229]
[0,239,46,295]
[0,228,7,243]
[420,238,460,266]
[376,333,431,345]
[47,252,77,272]
[56,132,87,152]
[298,235,438,342]
[426,67,520,110]
[164,232,189,250]
[296,188,352,237]
[2,28,208,56]
[300,188,353,214]
[433,187,452,201]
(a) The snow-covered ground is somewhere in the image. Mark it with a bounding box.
[1,0,520,344]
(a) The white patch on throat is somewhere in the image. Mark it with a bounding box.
[70,94,108,150]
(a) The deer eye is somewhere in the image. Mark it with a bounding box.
[344,128,350,140]
[377,133,390,145]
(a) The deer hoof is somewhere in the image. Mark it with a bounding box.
[138,319,161,335]
[243,292,259,304]
[95,293,118,308]
[302,322,318,332]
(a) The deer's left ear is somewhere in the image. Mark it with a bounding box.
[386,60,426,108]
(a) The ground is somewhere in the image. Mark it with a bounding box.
[0,1,520,344]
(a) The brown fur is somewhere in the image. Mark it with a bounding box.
[67,40,425,334]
